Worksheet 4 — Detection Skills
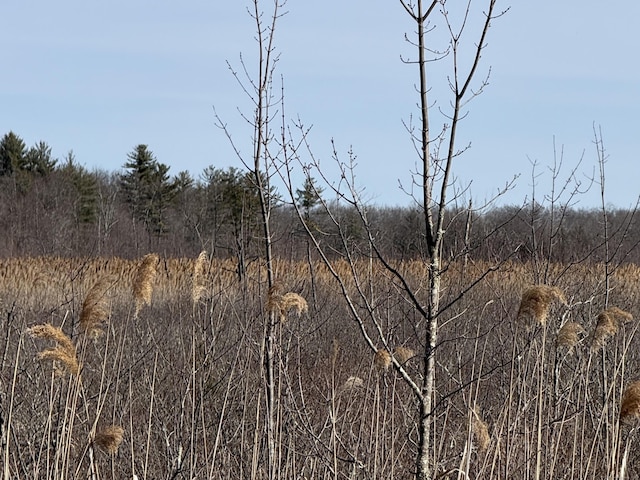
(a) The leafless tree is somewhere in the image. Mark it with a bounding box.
[280,1,509,478]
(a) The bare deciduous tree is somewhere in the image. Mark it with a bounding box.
[280,1,509,478]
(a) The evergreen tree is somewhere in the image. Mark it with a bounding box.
[59,151,98,225]
[24,141,57,175]
[295,176,324,217]
[120,144,177,235]
[174,170,194,193]
[0,131,27,176]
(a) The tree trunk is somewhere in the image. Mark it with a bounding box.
[417,255,441,480]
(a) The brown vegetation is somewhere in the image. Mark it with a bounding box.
[1,256,640,478]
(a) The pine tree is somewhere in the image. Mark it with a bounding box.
[120,144,177,236]
[295,176,323,218]
[24,141,58,175]
[60,151,98,225]
[0,131,27,176]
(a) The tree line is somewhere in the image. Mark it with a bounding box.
[1,130,638,268]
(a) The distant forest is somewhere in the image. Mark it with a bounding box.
[2,130,639,267]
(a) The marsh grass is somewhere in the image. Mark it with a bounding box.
[1,257,640,478]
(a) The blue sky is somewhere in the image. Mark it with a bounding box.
[2,1,639,208]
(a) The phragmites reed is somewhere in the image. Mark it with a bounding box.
[620,380,640,423]
[342,376,364,391]
[191,250,209,305]
[80,277,112,339]
[27,323,79,376]
[374,349,392,372]
[556,321,584,353]
[94,425,124,454]
[281,292,308,317]
[591,306,633,351]
[472,407,491,453]
[133,253,159,316]
[517,285,566,326]
[266,285,308,322]
[394,346,415,364]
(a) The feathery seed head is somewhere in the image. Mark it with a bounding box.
[27,323,79,376]
[281,292,308,317]
[38,347,80,376]
[95,425,124,454]
[342,376,364,390]
[80,278,112,339]
[133,254,158,316]
[191,250,209,304]
[266,286,307,322]
[591,307,632,351]
[556,321,584,353]
[472,407,490,453]
[606,306,633,323]
[517,285,566,326]
[374,349,391,372]
[620,381,640,423]
[394,346,415,364]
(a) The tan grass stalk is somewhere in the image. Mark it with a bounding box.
[374,349,391,372]
[95,425,124,454]
[133,254,159,316]
[394,346,415,364]
[80,278,111,339]
[27,323,79,376]
[556,321,584,353]
[517,285,566,326]
[191,250,209,304]
[591,307,633,351]
[620,380,640,423]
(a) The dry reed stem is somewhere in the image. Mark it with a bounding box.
[374,349,391,372]
[591,307,633,351]
[80,277,112,339]
[191,250,209,304]
[620,380,640,423]
[517,285,566,326]
[95,425,124,454]
[394,346,415,364]
[27,323,79,376]
[133,254,159,316]
[472,407,490,453]
[556,321,584,353]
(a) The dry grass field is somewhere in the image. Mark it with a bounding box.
[1,254,640,479]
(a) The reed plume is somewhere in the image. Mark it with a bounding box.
[517,285,566,326]
[556,321,584,353]
[394,346,415,364]
[94,425,124,454]
[472,407,491,453]
[191,250,209,305]
[591,307,633,351]
[374,349,391,372]
[133,253,159,316]
[27,323,79,376]
[281,292,308,317]
[266,285,308,322]
[80,277,112,339]
[342,376,364,391]
[620,380,640,423]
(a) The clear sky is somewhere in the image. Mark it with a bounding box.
[2,1,639,208]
